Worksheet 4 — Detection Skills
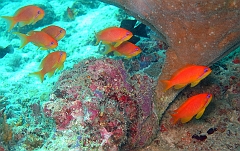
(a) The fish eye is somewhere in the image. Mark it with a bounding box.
[206,94,211,98]
[126,32,130,35]
[37,10,41,14]
[60,52,63,56]
[204,68,209,72]
[50,41,54,45]
[135,48,139,51]
[60,30,62,33]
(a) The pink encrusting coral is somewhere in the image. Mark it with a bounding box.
[43,58,158,150]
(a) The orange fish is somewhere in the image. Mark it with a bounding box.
[1,5,45,31]
[170,93,212,124]
[41,25,66,41]
[161,65,212,91]
[104,42,142,59]
[14,31,58,50]
[29,51,67,82]
[95,27,133,47]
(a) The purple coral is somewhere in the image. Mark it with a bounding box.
[43,58,158,150]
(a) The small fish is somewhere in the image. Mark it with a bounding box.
[95,27,133,47]
[170,93,213,124]
[29,51,67,82]
[67,7,75,20]
[104,41,142,59]
[1,5,45,31]
[41,25,66,41]
[161,65,212,91]
[13,31,58,50]
[0,45,14,58]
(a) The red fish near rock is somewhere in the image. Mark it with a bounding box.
[161,65,212,91]
[95,27,133,47]
[170,93,213,124]
[29,51,67,82]
[14,31,58,50]
[104,41,142,59]
[41,25,66,41]
[1,5,45,31]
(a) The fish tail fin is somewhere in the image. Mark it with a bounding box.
[13,32,29,49]
[170,113,179,125]
[1,16,17,32]
[29,70,44,83]
[103,44,114,54]
[161,80,172,92]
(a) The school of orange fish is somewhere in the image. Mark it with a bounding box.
[2,5,215,125]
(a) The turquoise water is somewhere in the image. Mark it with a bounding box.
[0,1,123,150]
[0,1,240,151]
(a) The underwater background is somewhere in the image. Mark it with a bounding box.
[0,0,239,151]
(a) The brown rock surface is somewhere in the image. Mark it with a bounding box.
[101,0,240,121]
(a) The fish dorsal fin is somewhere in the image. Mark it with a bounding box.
[195,108,206,119]
[190,79,201,87]
[180,116,193,123]
[174,83,187,89]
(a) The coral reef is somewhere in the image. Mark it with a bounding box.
[0,89,55,151]
[43,58,158,150]
[124,37,166,79]
[1,114,13,144]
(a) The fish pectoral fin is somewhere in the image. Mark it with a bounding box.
[174,84,187,89]
[52,63,59,69]
[124,55,133,59]
[47,69,56,78]
[195,108,206,119]
[40,47,48,50]
[180,116,193,123]
[114,51,122,56]
[56,64,64,72]
[191,80,201,87]
[114,41,122,47]
[103,44,113,54]
[19,20,31,27]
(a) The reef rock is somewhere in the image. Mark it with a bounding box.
[44,58,158,150]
